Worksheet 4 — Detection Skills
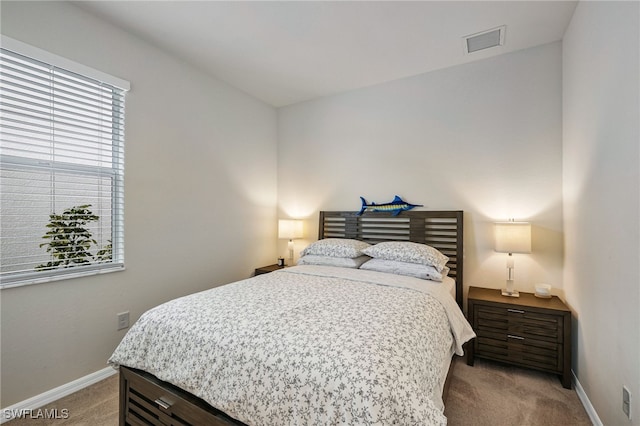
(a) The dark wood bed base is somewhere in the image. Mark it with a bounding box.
[120,210,464,426]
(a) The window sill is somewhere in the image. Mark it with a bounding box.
[0,265,125,290]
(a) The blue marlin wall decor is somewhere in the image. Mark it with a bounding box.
[357,195,422,216]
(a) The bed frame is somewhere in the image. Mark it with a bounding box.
[120,210,464,425]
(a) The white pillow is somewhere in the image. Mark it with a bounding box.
[297,255,371,269]
[360,258,449,282]
[362,241,449,272]
[300,238,371,259]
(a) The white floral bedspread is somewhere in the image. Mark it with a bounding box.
[109,265,475,426]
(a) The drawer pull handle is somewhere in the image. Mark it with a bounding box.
[508,334,525,340]
[154,398,172,410]
[508,309,525,314]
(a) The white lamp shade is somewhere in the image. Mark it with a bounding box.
[278,219,304,239]
[494,222,531,254]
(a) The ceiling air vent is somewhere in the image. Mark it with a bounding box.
[464,26,506,54]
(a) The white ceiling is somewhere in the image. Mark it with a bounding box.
[75,1,578,107]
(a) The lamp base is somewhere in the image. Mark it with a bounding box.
[501,289,520,297]
[287,242,294,267]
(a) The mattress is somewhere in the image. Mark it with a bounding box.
[109,265,474,425]
[443,275,456,300]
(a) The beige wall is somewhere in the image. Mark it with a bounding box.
[0,1,278,406]
[563,2,640,425]
[277,42,564,298]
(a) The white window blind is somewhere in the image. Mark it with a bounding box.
[0,38,129,287]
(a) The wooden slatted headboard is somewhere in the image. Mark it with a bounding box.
[319,210,464,308]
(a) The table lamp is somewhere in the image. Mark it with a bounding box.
[278,219,304,266]
[494,221,531,297]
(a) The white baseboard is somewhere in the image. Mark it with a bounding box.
[0,367,117,424]
[573,370,602,426]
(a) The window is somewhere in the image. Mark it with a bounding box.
[0,36,129,287]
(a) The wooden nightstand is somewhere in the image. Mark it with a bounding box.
[254,264,285,276]
[466,286,572,389]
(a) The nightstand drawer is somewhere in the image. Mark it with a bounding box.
[508,318,563,343]
[476,336,562,371]
[476,306,508,329]
[475,304,563,343]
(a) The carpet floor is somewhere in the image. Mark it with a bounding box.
[445,357,592,426]
[6,358,592,425]
[5,374,118,426]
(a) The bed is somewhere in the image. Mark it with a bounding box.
[109,210,474,426]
